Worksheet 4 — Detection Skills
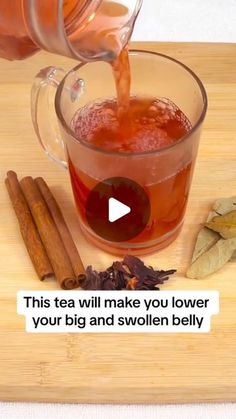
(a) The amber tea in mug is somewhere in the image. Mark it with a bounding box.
[32,51,207,254]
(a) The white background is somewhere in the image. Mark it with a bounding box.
[1,0,236,418]
[133,0,236,42]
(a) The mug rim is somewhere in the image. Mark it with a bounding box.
[55,49,208,157]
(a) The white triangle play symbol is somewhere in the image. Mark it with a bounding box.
[108,197,131,223]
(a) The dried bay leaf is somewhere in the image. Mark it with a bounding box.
[212,197,236,260]
[231,252,236,261]
[191,211,220,263]
[213,196,236,215]
[192,227,219,263]
[189,197,236,277]
[205,210,236,239]
[187,238,236,279]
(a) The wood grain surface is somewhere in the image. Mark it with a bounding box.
[0,43,236,404]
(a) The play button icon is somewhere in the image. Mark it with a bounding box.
[108,198,131,223]
[86,177,151,242]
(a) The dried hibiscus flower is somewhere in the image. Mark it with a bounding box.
[80,255,176,291]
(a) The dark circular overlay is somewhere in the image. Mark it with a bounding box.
[85,177,151,242]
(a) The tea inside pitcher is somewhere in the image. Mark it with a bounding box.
[0,0,139,61]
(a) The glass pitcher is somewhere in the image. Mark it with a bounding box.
[0,0,142,61]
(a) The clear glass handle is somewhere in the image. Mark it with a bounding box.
[31,66,68,168]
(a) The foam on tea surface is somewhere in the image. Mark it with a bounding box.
[71,97,192,153]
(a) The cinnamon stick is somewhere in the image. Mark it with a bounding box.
[5,171,53,281]
[35,177,86,282]
[20,176,77,290]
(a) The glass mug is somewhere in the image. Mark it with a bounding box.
[32,50,207,255]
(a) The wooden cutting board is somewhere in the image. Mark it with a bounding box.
[0,43,236,404]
